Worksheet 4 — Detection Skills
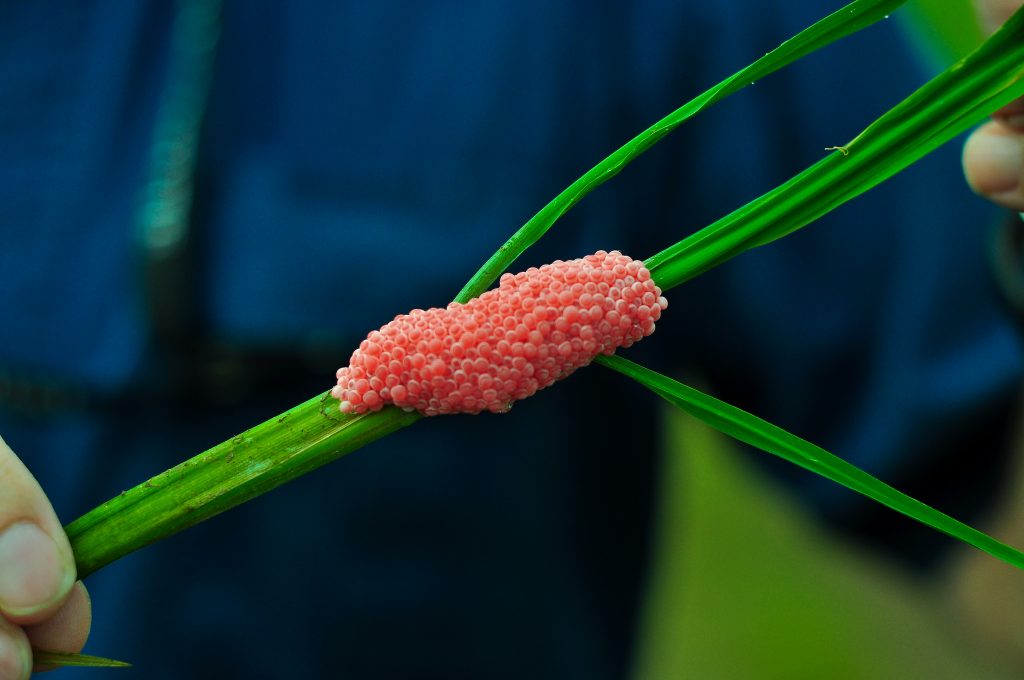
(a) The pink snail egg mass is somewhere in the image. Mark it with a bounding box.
[332,250,667,416]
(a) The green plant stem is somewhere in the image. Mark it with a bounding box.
[453,0,908,304]
[67,394,420,578]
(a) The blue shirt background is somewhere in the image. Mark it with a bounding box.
[0,1,1020,677]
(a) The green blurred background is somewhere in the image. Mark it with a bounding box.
[632,410,1018,679]
[904,0,983,63]
[630,2,1024,677]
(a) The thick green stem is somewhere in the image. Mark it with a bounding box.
[66,394,420,578]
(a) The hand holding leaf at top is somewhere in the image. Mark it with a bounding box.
[963,0,1024,209]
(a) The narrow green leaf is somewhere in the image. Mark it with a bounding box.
[645,4,1024,290]
[454,0,908,303]
[32,650,132,669]
[67,394,420,578]
[596,354,1024,570]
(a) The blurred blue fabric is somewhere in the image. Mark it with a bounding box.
[0,1,1020,678]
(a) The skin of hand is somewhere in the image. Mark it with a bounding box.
[0,436,90,678]
[946,7,1024,671]
[962,0,1024,210]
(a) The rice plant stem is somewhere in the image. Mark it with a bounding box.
[66,395,420,578]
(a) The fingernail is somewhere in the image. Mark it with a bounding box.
[0,522,74,617]
[967,132,1022,195]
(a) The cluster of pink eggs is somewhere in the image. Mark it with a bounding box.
[332,250,667,416]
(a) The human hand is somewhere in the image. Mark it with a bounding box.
[0,435,90,678]
[962,0,1024,210]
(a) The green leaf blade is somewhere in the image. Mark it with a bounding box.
[645,5,1024,290]
[455,0,909,303]
[32,650,132,669]
[597,354,1024,570]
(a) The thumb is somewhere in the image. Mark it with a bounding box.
[0,435,76,624]
[963,120,1024,211]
